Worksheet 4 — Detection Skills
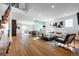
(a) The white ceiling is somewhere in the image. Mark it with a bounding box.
[13,3,79,24]
[1,3,79,25]
[25,3,79,19]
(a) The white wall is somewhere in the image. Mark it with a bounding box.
[51,13,79,34]
[17,24,34,34]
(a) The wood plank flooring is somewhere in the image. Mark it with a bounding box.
[7,34,73,56]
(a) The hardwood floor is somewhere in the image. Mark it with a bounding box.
[7,33,73,56]
[71,40,79,48]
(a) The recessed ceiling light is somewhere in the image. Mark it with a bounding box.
[51,5,55,8]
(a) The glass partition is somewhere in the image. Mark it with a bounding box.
[34,21,46,35]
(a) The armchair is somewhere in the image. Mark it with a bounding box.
[55,34,76,49]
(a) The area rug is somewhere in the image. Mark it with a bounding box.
[47,41,79,56]
[74,48,79,56]
[46,40,59,47]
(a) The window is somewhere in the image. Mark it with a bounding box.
[65,19,73,28]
